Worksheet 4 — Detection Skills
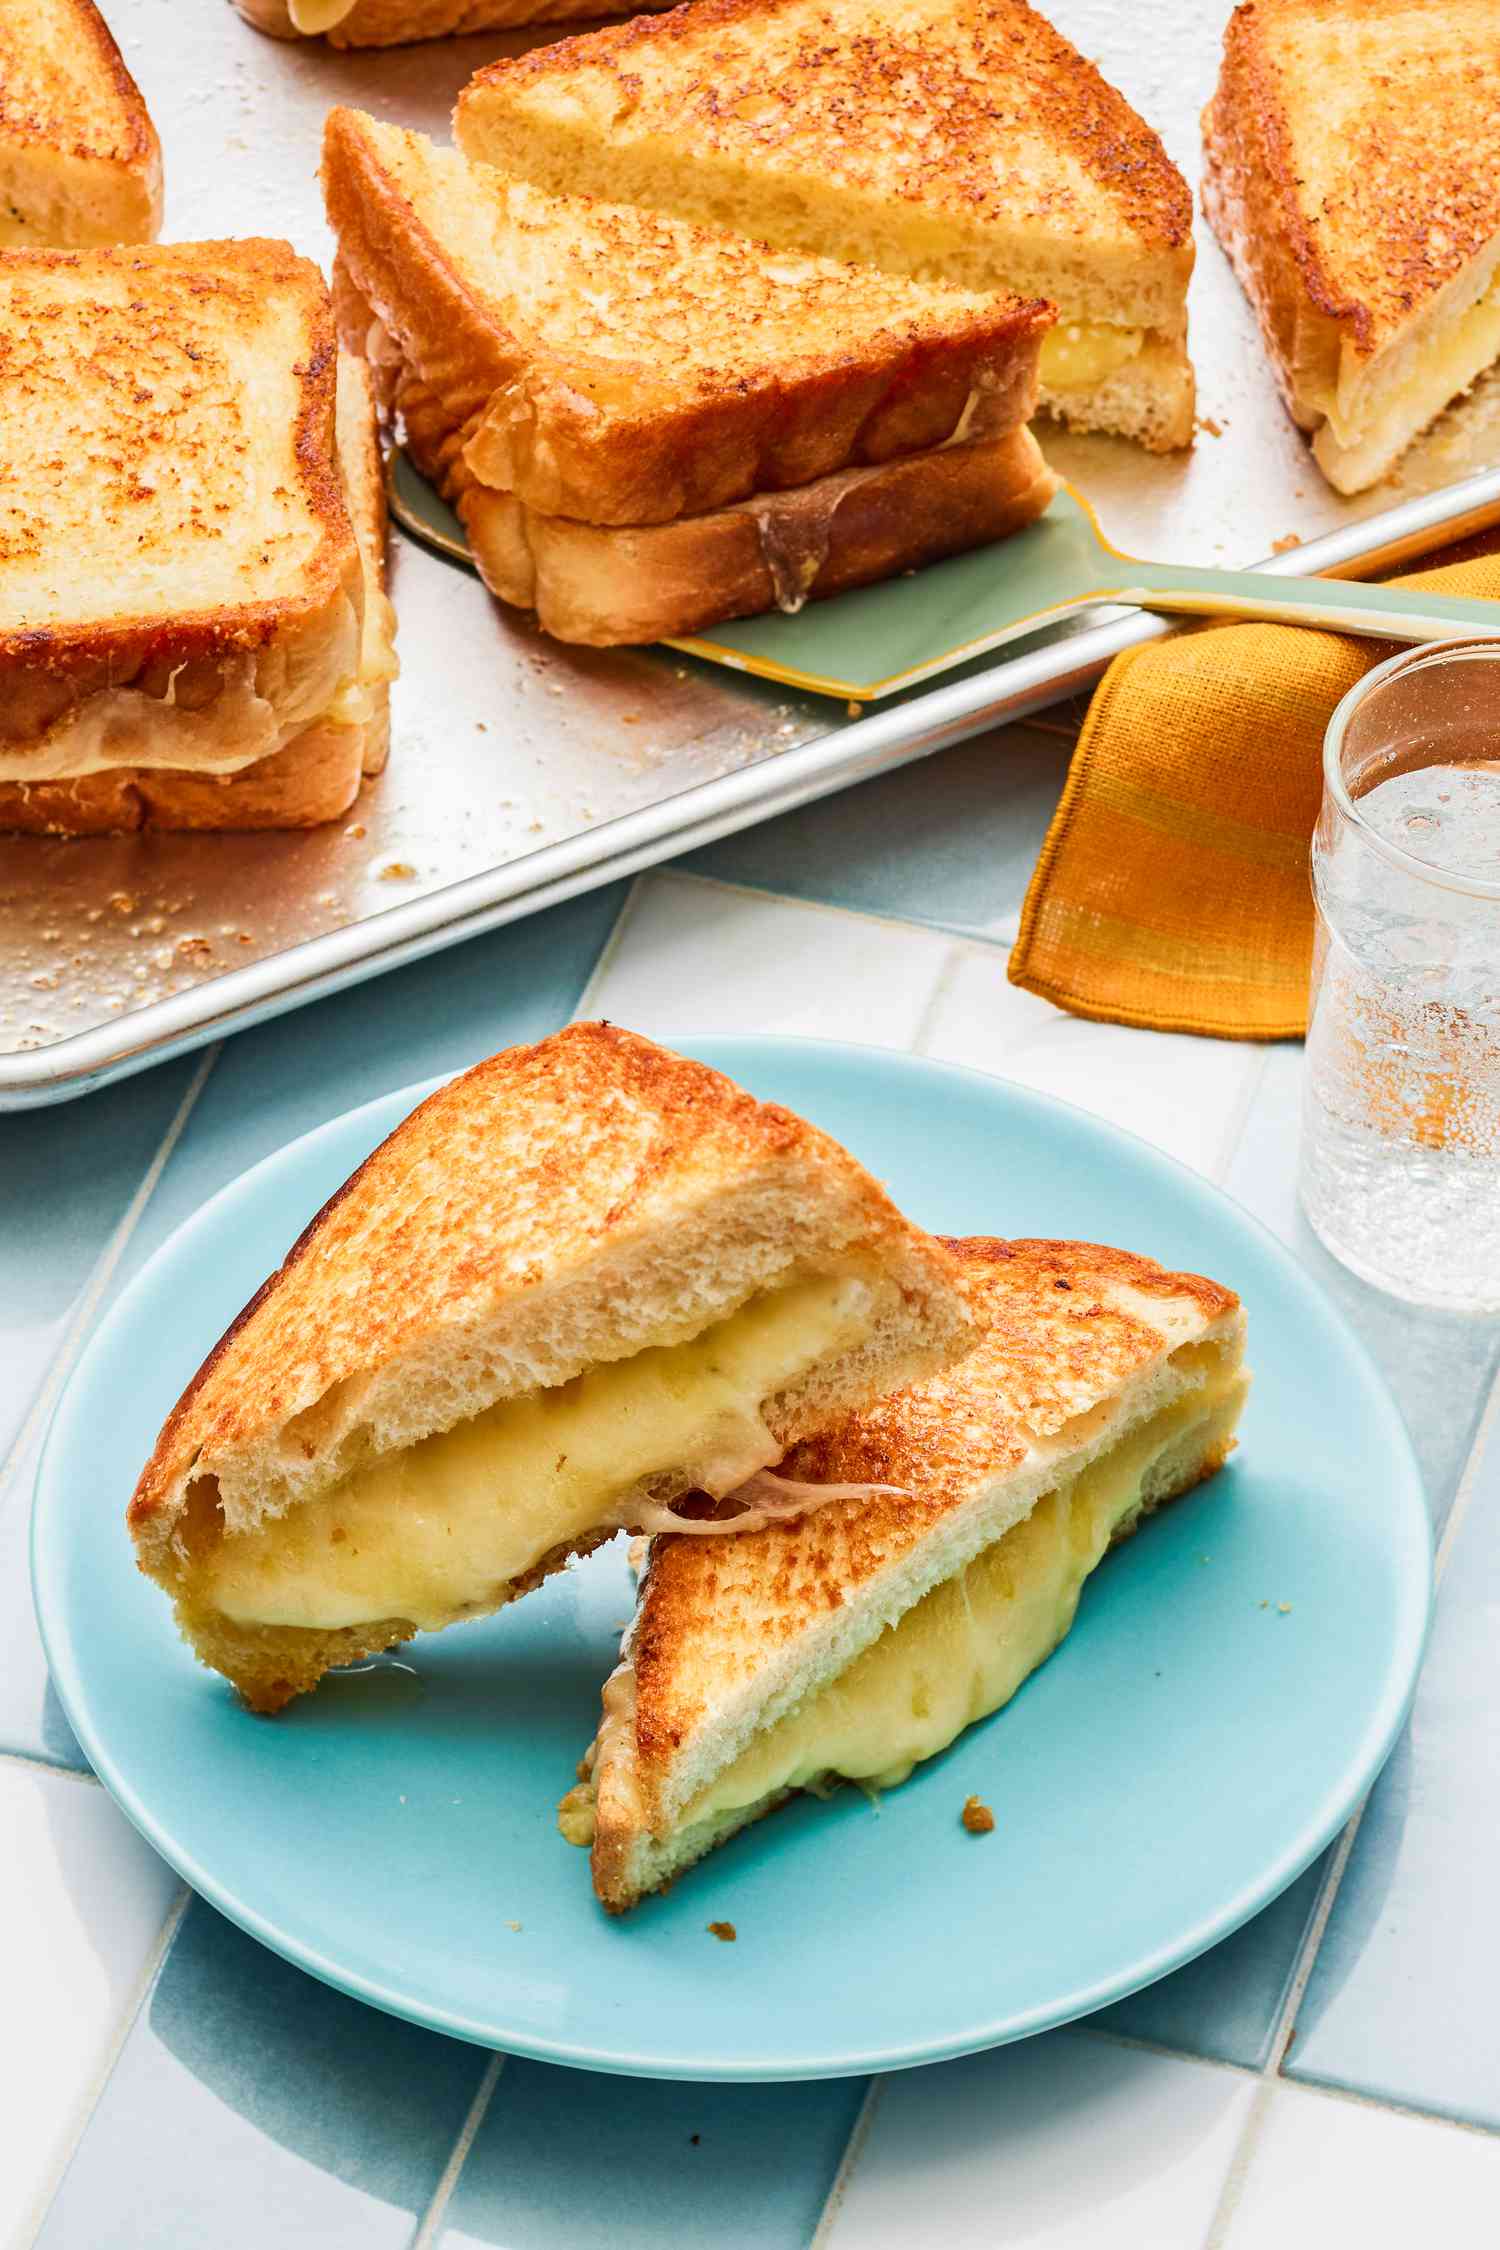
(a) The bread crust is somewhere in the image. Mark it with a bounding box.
[0,0,162,245]
[322,107,1049,529]
[0,714,368,833]
[588,1236,1245,1908]
[459,426,1059,644]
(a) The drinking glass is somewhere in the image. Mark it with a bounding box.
[1300,639,1500,1311]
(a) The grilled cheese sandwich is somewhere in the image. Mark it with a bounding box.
[0,0,161,247]
[129,1027,973,1713]
[1203,0,1500,492]
[456,0,1197,450]
[567,1238,1248,1911]
[0,246,394,834]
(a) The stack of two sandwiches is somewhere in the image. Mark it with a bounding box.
[323,0,1198,646]
[322,111,1060,646]
[131,1027,1249,1912]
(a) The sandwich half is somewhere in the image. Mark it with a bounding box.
[0,0,161,247]
[1203,0,1500,493]
[129,1025,974,1714]
[234,0,673,44]
[323,107,1057,643]
[456,0,1196,451]
[0,242,395,834]
[563,1237,1248,1911]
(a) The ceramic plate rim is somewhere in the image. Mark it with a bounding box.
[32,1037,1432,2079]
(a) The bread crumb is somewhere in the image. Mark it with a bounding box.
[1197,415,1224,437]
[507,1920,522,1932]
[378,860,415,881]
[689,2132,701,2146]
[1271,533,1302,553]
[846,700,864,718]
[1277,1602,1292,1615]
[962,1795,995,1835]
[707,1920,737,1942]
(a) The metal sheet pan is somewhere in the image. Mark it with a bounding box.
[7,0,1500,1107]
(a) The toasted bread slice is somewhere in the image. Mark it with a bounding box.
[234,0,668,45]
[568,1238,1248,1910]
[323,107,1050,529]
[129,1025,974,1714]
[0,244,389,835]
[456,0,1195,449]
[0,0,161,246]
[1203,0,1500,493]
[458,426,1059,645]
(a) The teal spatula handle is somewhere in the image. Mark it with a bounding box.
[1113,562,1498,644]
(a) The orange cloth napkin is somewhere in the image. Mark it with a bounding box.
[1008,543,1500,1040]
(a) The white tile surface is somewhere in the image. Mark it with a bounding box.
[1224,2084,1500,2249]
[920,947,1265,1179]
[0,1760,180,2250]
[821,2030,1255,2249]
[578,873,953,1049]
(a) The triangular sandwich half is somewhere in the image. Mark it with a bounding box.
[563,1237,1248,1910]
[456,0,1196,450]
[1204,0,1500,492]
[129,1026,973,1713]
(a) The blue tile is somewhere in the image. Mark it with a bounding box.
[680,723,1072,940]
[1094,1857,1328,2070]
[443,2057,864,2250]
[38,1900,484,2250]
[0,1055,198,1469]
[1222,1044,1500,1540]
[1285,1414,1500,2128]
[102,881,628,1310]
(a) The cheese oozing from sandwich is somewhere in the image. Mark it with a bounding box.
[673,1359,1248,1834]
[288,0,358,28]
[1311,270,1500,492]
[1037,321,1143,392]
[196,1274,874,1633]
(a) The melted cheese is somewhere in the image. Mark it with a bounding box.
[288,0,358,29]
[199,1275,873,1632]
[1314,277,1500,491]
[1038,321,1144,393]
[682,1372,1245,1829]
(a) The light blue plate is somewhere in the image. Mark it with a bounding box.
[33,1039,1430,2081]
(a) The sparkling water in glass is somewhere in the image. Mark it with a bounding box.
[1300,641,1500,1311]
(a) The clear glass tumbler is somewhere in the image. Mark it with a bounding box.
[1300,639,1500,1311]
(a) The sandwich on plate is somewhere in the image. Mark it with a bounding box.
[455,0,1196,451]
[128,1026,974,1713]
[0,0,161,246]
[322,107,1058,645]
[233,0,666,45]
[1203,0,1500,493]
[561,1236,1248,1911]
[0,242,396,834]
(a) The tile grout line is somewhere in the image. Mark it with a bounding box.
[617,863,991,958]
[19,1883,191,2250]
[1202,1343,1500,2244]
[409,2053,506,2250]
[571,876,647,1020]
[807,2078,885,2249]
[1209,1044,1272,1189]
[0,1042,221,1510]
[908,939,973,1058]
[1279,2068,1500,2143]
[0,1745,98,1786]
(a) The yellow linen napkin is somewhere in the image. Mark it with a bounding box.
[1008,544,1500,1040]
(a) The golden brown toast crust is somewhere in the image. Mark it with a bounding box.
[0,243,356,668]
[463,0,1193,261]
[458,426,1059,645]
[128,1025,966,1542]
[606,1238,1240,1865]
[0,0,161,243]
[1203,0,1500,371]
[322,107,1049,528]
